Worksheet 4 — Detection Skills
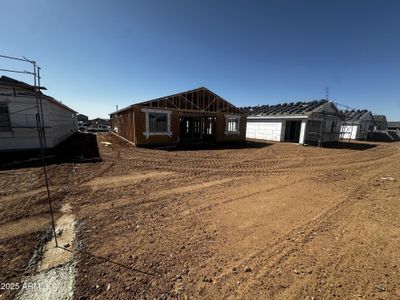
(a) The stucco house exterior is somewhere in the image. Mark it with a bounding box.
[0,76,77,151]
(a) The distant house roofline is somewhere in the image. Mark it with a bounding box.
[339,109,372,122]
[373,114,387,122]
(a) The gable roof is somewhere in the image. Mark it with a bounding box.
[339,109,372,122]
[110,87,243,115]
[373,115,387,122]
[0,75,77,113]
[0,76,46,91]
[241,99,336,117]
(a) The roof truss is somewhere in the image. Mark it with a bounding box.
[138,87,243,114]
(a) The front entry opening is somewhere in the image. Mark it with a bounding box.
[284,120,302,142]
[179,116,216,142]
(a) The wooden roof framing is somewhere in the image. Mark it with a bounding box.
[242,100,330,116]
[111,87,243,115]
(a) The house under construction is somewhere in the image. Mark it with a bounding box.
[242,100,342,146]
[110,87,246,147]
[339,110,374,140]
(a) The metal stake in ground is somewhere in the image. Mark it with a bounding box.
[33,62,58,248]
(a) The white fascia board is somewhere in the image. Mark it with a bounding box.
[247,115,308,120]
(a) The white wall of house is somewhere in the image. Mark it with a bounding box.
[246,118,309,143]
[0,86,77,151]
[299,120,307,144]
[340,125,358,140]
[246,120,284,141]
[340,120,373,140]
[304,113,342,144]
[245,103,341,145]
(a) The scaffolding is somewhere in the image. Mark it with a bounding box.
[335,103,359,143]
[0,54,58,246]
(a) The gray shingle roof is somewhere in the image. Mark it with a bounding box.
[0,75,47,90]
[241,99,328,116]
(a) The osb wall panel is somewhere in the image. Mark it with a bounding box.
[134,106,180,146]
[121,110,135,143]
[112,106,247,146]
[215,113,247,142]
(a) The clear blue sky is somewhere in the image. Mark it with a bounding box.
[1,0,399,120]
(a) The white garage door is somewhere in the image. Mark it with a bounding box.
[246,121,283,141]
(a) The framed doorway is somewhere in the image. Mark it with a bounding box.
[284,120,302,142]
[179,116,216,142]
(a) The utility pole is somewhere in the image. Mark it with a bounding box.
[325,86,330,101]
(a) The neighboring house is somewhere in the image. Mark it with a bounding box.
[339,110,374,140]
[373,115,388,131]
[242,100,341,145]
[91,118,110,127]
[0,76,77,151]
[387,121,400,131]
[109,87,246,147]
[77,114,89,122]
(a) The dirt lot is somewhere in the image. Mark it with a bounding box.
[1,133,400,299]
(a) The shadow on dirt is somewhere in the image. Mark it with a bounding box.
[323,141,378,151]
[0,132,101,170]
[155,140,273,151]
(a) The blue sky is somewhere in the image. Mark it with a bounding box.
[1,0,399,120]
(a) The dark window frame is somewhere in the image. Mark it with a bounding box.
[0,103,11,132]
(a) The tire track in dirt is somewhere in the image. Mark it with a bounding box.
[84,171,176,190]
[79,176,240,213]
[208,160,396,299]
[69,134,400,299]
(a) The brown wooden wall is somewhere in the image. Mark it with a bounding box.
[215,113,247,142]
[134,106,180,146]
[111,105,247,146]
[111,109,136,143]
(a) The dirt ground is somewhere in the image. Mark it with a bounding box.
[1,133,399,299]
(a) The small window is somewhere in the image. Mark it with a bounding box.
[227,117,239,132]
[0,103,11,132]
[149,112,168,133]
[225,115,240,134]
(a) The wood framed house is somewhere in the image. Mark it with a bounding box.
[339,110,374,140]
[242,100,342,145]
[372,115,388,131]
[109,87,246,147]
[0,76,77,152]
